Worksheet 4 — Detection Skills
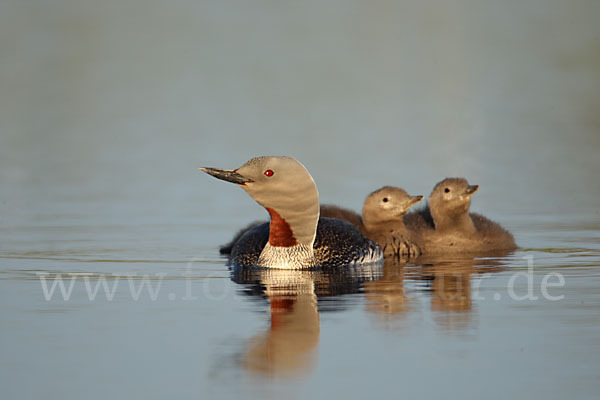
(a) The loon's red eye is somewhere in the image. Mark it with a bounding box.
[264,169,274,177]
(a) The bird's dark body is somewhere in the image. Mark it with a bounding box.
[229,217,382,268]
[220,204,365,255]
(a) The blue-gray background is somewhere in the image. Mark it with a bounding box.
[1,1,599,399]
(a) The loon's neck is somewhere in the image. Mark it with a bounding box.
[258,207,318,269]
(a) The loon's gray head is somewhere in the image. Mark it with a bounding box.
[200,156,320,248]
[362,186,423,232]
[428,178,478,231]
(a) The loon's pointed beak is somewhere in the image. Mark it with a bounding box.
[199,167,254,185]
[463,185,479,197]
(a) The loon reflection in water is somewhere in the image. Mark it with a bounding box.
[230,263,383,378]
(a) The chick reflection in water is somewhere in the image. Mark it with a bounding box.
[231,264,381,378]
[363,258,412,330]
[363,254,509,332]
[417,253,508,331]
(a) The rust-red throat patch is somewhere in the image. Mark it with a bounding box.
[265,207,298,247]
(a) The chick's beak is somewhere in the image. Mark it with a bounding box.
[407,195,424,207]
[463,185,479,197]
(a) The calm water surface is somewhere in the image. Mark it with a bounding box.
[1,1,600,399]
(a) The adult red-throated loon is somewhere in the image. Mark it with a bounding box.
[200,156,383,269]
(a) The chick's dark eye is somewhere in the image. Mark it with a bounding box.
[382,197,389,202]
[264,169,274,177]
[444,188,450,193]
